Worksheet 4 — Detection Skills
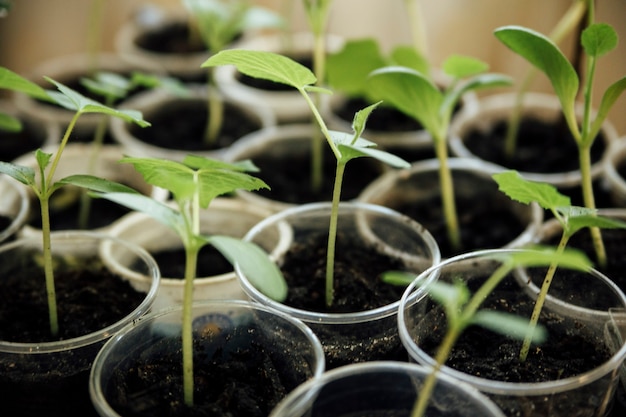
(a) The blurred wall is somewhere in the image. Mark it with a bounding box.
[1,0,624,134]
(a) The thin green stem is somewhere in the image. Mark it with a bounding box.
[579,143,606,266]
[298,87,341,159]
[182,244,199,407]
[412,328,461,417]
[519,233,569,362]
[325,161,345,307]
[46,113,81,187]
[40,192,58,337]
[434,135,460,252]
[310,28,327,193]
[403,0,428,59]
[204,71,224,145]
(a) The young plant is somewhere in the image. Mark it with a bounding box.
[493,169,626,361]
[402,0,428,60]
[0,66,149,337]
[302,0,333,191]
[203,49,410,306]
[503,0,588,158]
[386,247,591,417]
[69,154,286,407]
[182,0,283,144]
[367,57,512,251]
[494,17,626,266]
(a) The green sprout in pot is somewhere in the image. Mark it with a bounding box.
[183,0,283,145]
[502,0,588,159]
[70,154,286,407]
[494,17,626,267]
[385,247,592,417]
[203,49,410,307]
[367,56,512,252]
[493,170,626,362]
[0,67,150,338]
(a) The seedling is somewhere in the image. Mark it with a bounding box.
[0,67,149,337]
[386,247,591,417]
[493,169,626,362]
[70,154,285,407]
[182,0,283,144]
[402,0,428,59]
[203,49,410,306]
[494,17,626,266]
[368,56,512,251]
[502,0,588,158]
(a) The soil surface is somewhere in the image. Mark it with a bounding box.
[278,228,414,367]
[0,119,46,162]
[136,22,206,55]
[0,256,148,417]
[151,245,232,279]
[129,100,261,151]
[251,145,385,204]
[462,117,606,175]
[105,320,313,417]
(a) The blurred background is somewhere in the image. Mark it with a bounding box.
[1,0,624,133]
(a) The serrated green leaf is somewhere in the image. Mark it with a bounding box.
[443,54,489,79]
[352,101,382,140]
[35,149,52,171]
[0,67,51,101]
[182,155,258,172]
[582,23,618,58]
[472,310,547,343]
[0,161,35,186]
[203,49,316,90]
[0,112,22,132]
[492,170,570,210]
[566,214,626,237]
[208,235,287,301]
[588,76,626,142]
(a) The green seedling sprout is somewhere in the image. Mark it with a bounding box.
[386,247,592,417]
[503,0,588,158]
[67,154,285,407]
[494,17,626,267]
[302,0,333,192]
[0,67,149,337]
[403,0,428,60]
[493,169,626,362]
[368,57,512,251]
[203,49,410,306]
[182,0,283,145]
[77,71,187,228]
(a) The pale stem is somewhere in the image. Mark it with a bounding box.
[403,0,428,59]
[310,25,327,193]
[40,193,59,337]
[182,244,199,407]
[579,142,606,266]
[519,233,569,362]
[325,161,346,307]
[434,134,460,251]
[205,69,224,145]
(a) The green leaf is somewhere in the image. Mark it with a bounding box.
[498,246,592,272]
[369,66,443,138]
[35,149,52,172]
[442,54,489,79]
[44,77,151,127]
[380,270,415,286]
[588,76,626,141]
[390,45,430,75]
[352,101,382,141]
[492,170,570,210]
[0,112,21,132]
[208,235,287,301]
[494,26,579,125]
[472,310,547,344]
[92,191,183,232]
[0,161,35,186]
[566,213,626,237]
[582,23,618,58]
[327,39,387,96]
[58,174,140,194]
[80,71,131,101]
[443,73,512,121]
[0,67,51,101]
[203,49,316,90]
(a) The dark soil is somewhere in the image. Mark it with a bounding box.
[0,215,13,240]
[104,320,312,417]
[129,100,261,151]
[28,187,132,230]
[278,228,412,367]
[251,145,385,204]
[463,117,606,175]
[335,97,422,133]
[418,277,613,417]
[0,256,148,417]
[150,245,232,278]
[0,119,47,162]
[135,22,206,55]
